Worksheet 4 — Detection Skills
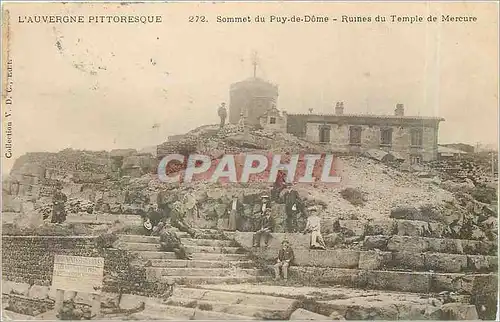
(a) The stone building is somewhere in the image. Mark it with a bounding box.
[229,77,278,127]
[258,105,287,131]
[286,102,445,163]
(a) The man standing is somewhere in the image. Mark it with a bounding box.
[156,189,171,219]
[255,194,271,215]
[271,170,287,201]
[51,184,67,224]
[283,185,302,233]
[226,196,243,231]
[159,223,192,260]
[303,206,326,250]
[274,240,294,281]
[218,103,227,129]
[253,208,274,247]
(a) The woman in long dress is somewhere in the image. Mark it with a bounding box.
[227,196,243,231]
[303,206,326,250]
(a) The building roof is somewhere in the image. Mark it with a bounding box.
[288,112,444,122]
[287,112,444,127]
[230,77,278,90]
[438,145,468,155]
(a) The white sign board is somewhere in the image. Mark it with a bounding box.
[52,255,104,294]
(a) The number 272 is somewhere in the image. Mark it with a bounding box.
[189,16,207,22]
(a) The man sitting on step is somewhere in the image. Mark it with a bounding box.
[159,223,192,260]
[147,204,168,236]
[274,240,294,281]
[170,201,197,238]
[253,208,274,247]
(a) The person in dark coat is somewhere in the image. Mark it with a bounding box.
[159,223,192,260]
[253,208,274,247]
[274,240,294,280]
[271,170,287,201]
[51,185,67,224]
[170,201,197,237]
[283,185,302,232]
[156,190,171,219]
[226,196,244,231]
[146,205,168,236]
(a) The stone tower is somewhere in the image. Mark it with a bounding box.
[229,53,279,126]
[229,78,278,126]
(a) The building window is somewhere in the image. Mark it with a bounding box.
[319,125,331,143]
[410,155,422,165]
[349,126,362,145]
[411,128,423,147]
[380,128,393,146]
[269,117,276,124]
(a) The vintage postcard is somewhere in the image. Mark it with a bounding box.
[1,1,498,321]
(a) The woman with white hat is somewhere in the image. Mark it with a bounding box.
[303,206,326,250]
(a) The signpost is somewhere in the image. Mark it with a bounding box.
[51,255,105,317]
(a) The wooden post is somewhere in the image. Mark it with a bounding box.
[91,293,102,318]
[54,289,65,312]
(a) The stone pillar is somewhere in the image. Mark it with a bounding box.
[54,289,65,312]
[91,294,102,317]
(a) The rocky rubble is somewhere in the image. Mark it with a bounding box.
[3,124,497,240]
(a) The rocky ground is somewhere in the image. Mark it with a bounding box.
[2,124,498,320]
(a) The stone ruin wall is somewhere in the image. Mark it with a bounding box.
[1,236,161,296]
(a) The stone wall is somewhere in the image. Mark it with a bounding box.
[305,123,438,161]
[1,236,157,296]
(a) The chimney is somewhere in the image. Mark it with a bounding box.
[395,103,404,116]
[335,101,344,115]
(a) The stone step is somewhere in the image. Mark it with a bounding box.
[134,251,249,261]
[339,218,493,241]
[160,275,271,285]
[119,242,160,251]
[363,235,497,255]
[338,218,461,238]
[196,284,483,320]
[286,266,497,294]
[185,245,242,254]
[172,287,298,310]
[148,259,255,268]
[389,252,497,273]
[146,302,255,320]
[118,234,160,243]
[251,247,497,273]
[66,214,142,225]
[164,296,291,319]
[147,267,263,277]
[181,238,235,247]
[121,242,241,253]
[129,312,179,320]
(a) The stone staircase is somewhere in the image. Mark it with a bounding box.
[115,230,288,320]
[116,230,270,286]
[232,217,497,320]
[111,217,497,320]
[124,287,299,320]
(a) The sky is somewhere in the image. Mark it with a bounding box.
[2,2,499,173]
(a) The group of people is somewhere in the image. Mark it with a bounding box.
[249,193,326,250]
[142,199,198,260]
[272,210,327,282]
